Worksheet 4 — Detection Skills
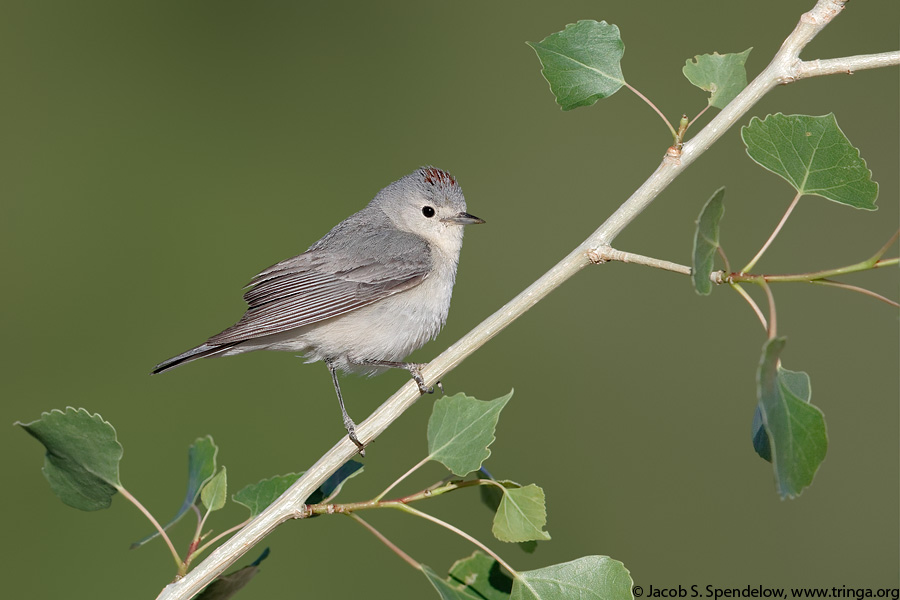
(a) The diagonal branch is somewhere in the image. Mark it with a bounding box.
[156,2,897,598]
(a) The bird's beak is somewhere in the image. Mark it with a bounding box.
[442,212,485,225]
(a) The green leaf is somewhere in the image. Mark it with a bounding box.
[751,367,812,463]
[201,467,228,512]
[16,407,122,511]
[187,436,219,500]
[511,556,634,600]
[448,551,513,600]
[196,548,270,600]
[480,480,539,553]
[307,460,364,504]
[233,473,303,518]
[132,435,218,549]
[692,187,726,295]
[493,484,551,543]
[527,20,625,110]
[423,564,485,600]
[683,48,752,109]
[427,391,512,476]
[741,113,878,209]
[755,338,828,499]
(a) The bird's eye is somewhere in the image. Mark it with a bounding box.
[422,206,435,218]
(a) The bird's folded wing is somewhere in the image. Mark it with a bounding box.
[207,232,431,344]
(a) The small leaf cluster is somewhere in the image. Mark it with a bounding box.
[16,411,274,596]
[528,19,895,500]
[17,392,634,600]
[528,19,750,113]
[528,19,751,144]
[690,112,887,498]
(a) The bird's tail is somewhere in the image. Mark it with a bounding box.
[151,342,239,374]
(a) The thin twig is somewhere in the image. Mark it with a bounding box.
[794,51,900,80]
[731,256,899,283]
[597,247,692,275]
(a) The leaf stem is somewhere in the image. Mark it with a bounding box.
[374,455,431,502]
[196,505,213,546]
[190,519,251,564]
[871,229,900,262]
[180,504,205,570]
[742,191,803,273]
[811,279,900,308]
[688,103,712,129]
[757,280,777,339]
[717,245,732,275]
[623,82,677,138]
[390,503,519,578]
[117,486,183,571]
[348,513,422,570]
[730,283,768,332]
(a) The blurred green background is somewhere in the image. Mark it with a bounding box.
[3,1,897,597]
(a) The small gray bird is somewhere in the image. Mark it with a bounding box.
[153,167,483,453]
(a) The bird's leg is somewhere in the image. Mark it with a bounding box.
[327,361,366,456]
[361,359,441,395]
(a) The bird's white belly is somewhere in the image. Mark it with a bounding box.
[225,260,456,373]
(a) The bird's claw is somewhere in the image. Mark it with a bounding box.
[344,419,366,457]
[347,431,366,457]
[408,364,433,395]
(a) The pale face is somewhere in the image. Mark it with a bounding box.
[379,167,477,256]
